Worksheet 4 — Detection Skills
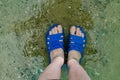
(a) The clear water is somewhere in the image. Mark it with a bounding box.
[0,0,120,80]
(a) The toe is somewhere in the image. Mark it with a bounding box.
[76,28,80,36]
[76,28,82,37]
[70,26,76,35]
[54,27,58,34]
[51,28,54,34]
[81,32,84,38]
[79,28,85,38]
[58,25,62,33]
[49,31,52,35]
[52,27,57,34]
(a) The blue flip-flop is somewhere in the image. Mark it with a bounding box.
[46,24,64,63]
[68,25,87,64]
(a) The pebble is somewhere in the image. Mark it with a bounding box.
[68,6,71,9]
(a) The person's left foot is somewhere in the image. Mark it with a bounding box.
[68,26,86,66]
[49,25,64,63]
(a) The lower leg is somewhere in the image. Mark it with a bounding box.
[68,59,90,80]
[39,56,64,80]
[68,51,90,80]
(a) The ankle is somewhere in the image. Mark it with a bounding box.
[68,59,79,68]
[51,48,64,61]
[52,56,64,66]
[68,50,81,62]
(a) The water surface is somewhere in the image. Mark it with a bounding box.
[0,0,120,80]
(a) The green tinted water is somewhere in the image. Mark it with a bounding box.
[0,0,120,80]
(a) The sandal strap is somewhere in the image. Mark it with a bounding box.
[69,35,86,45]
[68,35,86,55]
[47,33,64,54]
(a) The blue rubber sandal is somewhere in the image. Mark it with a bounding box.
[46,24,64,63]
[68,26,87,64]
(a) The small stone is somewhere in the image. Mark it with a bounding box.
[68,6,71,9]
[40,69,43,72]
[102,33,105,36]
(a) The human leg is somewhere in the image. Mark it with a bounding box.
[39,53,64,80]
[68,26,90,80]
[38,25,64,80]
[68,52,90,80]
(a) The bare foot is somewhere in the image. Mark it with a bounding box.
[68,26,85,63]
[49,25,64,64]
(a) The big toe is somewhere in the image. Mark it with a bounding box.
[70,26,76,35]
[57,25,63,33]
[76,28,82,37]
[51,27,58,34]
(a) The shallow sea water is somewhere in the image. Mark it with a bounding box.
[0,0,120,80]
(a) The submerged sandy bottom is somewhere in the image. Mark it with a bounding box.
[0,0,120,80]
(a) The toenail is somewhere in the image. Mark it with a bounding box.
[72,26,75,28]
[58,25,62,27]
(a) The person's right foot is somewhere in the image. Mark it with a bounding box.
[49,25,64,64]
[68,26,85,64]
